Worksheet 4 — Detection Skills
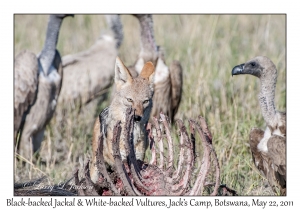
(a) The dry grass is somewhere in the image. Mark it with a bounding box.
[14,14,286,195]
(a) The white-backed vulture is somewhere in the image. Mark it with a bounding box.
[232,56,286,195]
[57,15,122,107]
[14,15,72,160]
[129,14,183,123]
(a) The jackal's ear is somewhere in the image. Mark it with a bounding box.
[115,57,133,88]
[140,61,155,84]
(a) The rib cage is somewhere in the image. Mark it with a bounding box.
[76,108,233,196]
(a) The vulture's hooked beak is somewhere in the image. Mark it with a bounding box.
[231,63,245,77]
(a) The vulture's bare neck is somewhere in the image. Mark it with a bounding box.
[258,74,277,126]
[136,15,157,61]
[105,15,123,49]
[39,15,63,75]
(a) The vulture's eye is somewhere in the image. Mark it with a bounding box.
[251,62,256,67]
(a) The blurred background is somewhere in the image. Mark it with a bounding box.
[14,14,286,195]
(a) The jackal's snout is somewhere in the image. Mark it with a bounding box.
[133,103,144,122]
[134,115,142,122]
[134,106,144,122]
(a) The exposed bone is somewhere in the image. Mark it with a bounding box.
[147,123,156,165]
[188,120,212,195]
[170,120,193,195]
[111,122,136,196]
[152,117,164,169]
[171,120,186,182]
[121,109,148,194]
[198,116,220,196]
[160,113,174,176]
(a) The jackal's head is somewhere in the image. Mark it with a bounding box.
[113,57,155,123]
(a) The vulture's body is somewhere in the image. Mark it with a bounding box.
[129,14,183,122]
[232,56,286,195]
[58,15,122,106]
[14,15,71,159]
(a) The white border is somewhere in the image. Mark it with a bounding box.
[2,0,299,209]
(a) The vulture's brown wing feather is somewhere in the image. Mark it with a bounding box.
[149,48,172,119]
[59,38,117,105]
[169,60,183,122]
[268,135,286,168]
[249,128,265,174]
[267,135,286,195]
[14,50,39,136]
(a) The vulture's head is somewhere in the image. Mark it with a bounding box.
[232,56,277,81]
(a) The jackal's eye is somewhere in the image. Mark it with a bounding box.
[143,100,149,104]
[127,98,133,103]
